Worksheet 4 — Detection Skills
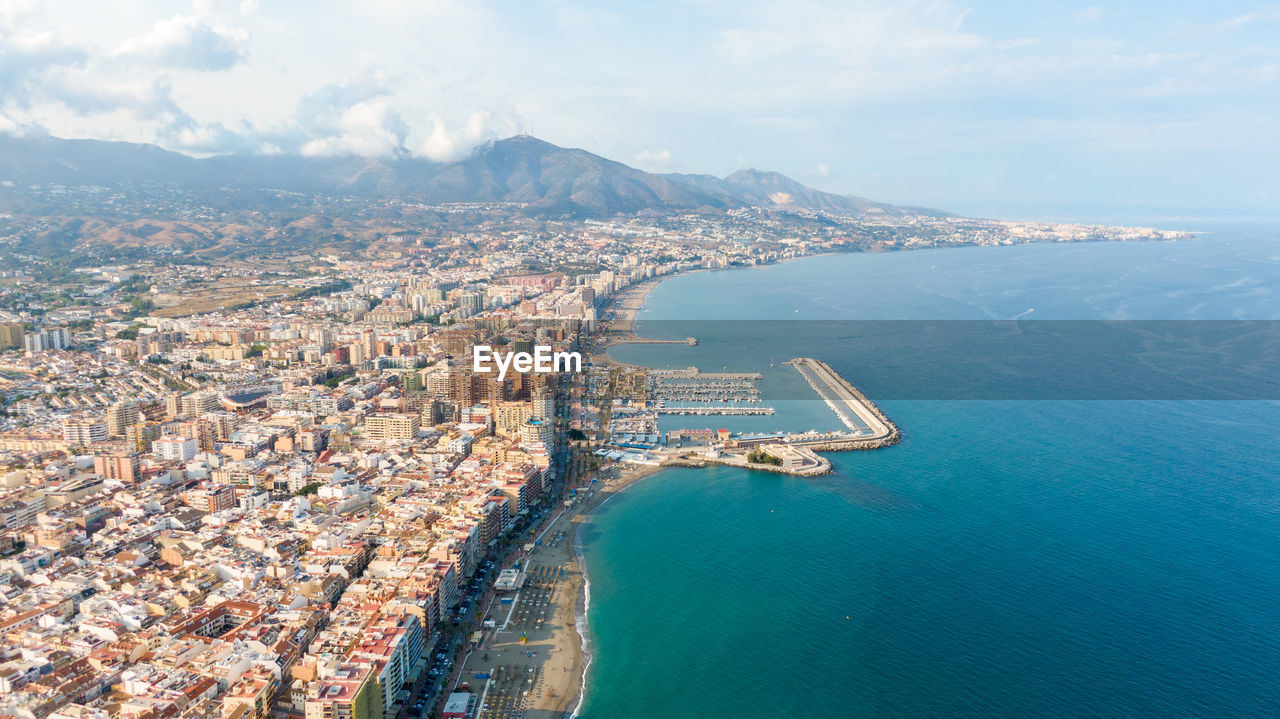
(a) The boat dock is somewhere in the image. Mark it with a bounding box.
[656,406,775,416]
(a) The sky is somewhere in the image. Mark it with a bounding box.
[0,0,1277,219]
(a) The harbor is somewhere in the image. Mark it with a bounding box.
[630,359,899,476]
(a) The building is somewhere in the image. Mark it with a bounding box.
[93,452,140,483]
[442,693,473,719]
[350,613,424,718]
[305,664,383,719]
[363,414,421,442]
[154,436,198,462]
[106,401,140,438]
[180,390,221,417]
[456,291,483,314]
[519,418,552,448]
[62,416,109,446]
[494,401,532,437]
[184,483,237,513]
[22,327,69,354]
[0,322,23,350]
[531,389,554,421]
[124,421,162,453]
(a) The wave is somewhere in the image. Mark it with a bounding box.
[570,521,592,718]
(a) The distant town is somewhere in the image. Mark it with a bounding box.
[0,190,1190,719]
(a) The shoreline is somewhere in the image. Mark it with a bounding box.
[455,461,664,718]
[566,462,665,717]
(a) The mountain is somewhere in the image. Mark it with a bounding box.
[0,132,933,217]
[664,169,891,215]
[408,136,731,214]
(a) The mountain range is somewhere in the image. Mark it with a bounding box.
[0,132,941,218]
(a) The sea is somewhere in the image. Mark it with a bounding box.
[576,222,1280,718]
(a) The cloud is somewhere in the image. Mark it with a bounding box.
[113,14,249,71]
[816,162,831,176]
[633,148,673,168]
[419,112,520,161]
[1208,7,1280,31]
[0,4,254,150]
[301,100,408,157]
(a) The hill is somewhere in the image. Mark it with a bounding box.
[0,132,937,217]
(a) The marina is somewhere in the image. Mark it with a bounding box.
[655,406,775,415]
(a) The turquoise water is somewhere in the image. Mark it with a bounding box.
[579,226,1280,717]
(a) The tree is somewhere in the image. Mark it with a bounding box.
[295,482,322,496]
[747,448,782,466]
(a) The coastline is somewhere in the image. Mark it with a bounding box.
[456,460,664,718]
[566,462,665,717]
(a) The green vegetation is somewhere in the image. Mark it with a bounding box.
[746,448,782,466]
[567,428,587,441]
[295,482,322,496]
[125,295,156,317]
[323,369,355,388]
[293,278,352,300]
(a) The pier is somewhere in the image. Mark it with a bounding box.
[787,357,898,443]
[651,358,899,477]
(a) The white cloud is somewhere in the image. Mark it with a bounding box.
[419,112,520,162]
[113,14,248,71]
[633,148,673,168]
[300,100,407,157]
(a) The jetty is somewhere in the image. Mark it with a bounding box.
[651,359,899,477]
[786,358,899,447]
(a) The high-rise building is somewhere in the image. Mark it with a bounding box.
[305,664,383,719]
[125,421,162,453]
[180,390,220,417]
[107,401,140,437]
[63,416,109,445]
[532,388,554,422]
[164,392,182,419]
[364,414,421,441]
[519,417,553,448]
[457,291,483,314]
[94,452,140,483]
[495,401,533,437]
[0,322,23,350]
[154,436,198,462]
[23,327,70,354]
[175,418,217,451]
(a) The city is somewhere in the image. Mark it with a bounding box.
[0,198,1186,719]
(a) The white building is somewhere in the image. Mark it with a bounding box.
[154,436,198,462]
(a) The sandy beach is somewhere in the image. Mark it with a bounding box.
[457,462,664,718]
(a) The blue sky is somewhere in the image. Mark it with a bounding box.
[0,0,1277,219]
